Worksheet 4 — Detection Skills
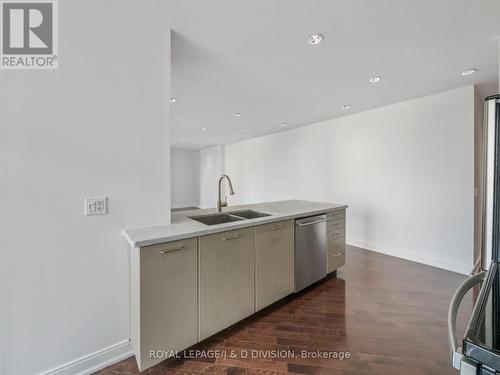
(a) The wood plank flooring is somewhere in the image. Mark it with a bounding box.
[96,246,473,375]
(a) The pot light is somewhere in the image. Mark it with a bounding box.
[368,76,381,83]
[308,34,323,45]
[169,97,177,103]
[281,123,288,127]
[341,105,351,110]
[234,112,243,117]
[201,127,208,131]
[462,68,477,76]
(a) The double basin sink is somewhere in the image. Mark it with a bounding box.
[189,210,271,226]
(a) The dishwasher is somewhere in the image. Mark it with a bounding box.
[295,214,327,292]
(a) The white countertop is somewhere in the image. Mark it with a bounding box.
[122,200,347,248]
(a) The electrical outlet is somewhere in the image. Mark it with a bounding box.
[85,197,107,216]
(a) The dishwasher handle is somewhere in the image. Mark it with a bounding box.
[296,219,327,227]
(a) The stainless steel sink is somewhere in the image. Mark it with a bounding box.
[189,210,271,226]
[189,213,244,226]
[228,210,271,219]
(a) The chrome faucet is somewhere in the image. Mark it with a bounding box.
[217,174,235,212]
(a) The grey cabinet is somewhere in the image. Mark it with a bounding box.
[131,238,198,371]
[327,209,346,273]
[198,227,255,340]
[130,207,347,372]
[255,220,294,310]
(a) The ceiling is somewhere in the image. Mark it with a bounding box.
[163,0,500,150]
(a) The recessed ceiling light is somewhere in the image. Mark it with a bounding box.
[341,105,351,110]
[368,76,381,83]
[180,136,187,141]
[170,97,177,103]
[462,68,477,76]
[281,123,288,127]
[234,112,243,117]
[308,34,323,45]
[201,127,208,131]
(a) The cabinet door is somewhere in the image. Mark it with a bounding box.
[327,209,346,273]
[139,238,198,371]
[327,233,346,272]
[199,227,255,340]
[255,220,294,310]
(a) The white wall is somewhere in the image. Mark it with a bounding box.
[198,145,225,208]
[171,149,199,208]
[0,2,171,375]
[225,86,475,274]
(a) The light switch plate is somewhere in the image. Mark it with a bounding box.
[84,197,107,216]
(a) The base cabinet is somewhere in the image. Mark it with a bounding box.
[130,207,346,372]
[131,238,198,371]
[327,209,346,273]
[255,220,294,310]
[198,227,255,340]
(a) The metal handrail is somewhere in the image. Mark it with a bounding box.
[447,270,487,370]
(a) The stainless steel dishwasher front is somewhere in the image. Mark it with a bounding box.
[294,214,327,292]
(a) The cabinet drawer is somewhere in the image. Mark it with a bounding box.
[199,227,255,340]
[328,228,345,239]
[329,235,345,251]
[328,246,345,272]
[255,220,294,311]
[327,234,346,273]
[327,209,345,220]
[329,222,345,231]
[329,217,345,224]
[257,219,294,233]
[327,210,345,232]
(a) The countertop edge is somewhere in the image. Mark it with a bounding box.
[122,229,138,248]
[123,203,348,248]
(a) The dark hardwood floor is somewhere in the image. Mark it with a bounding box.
[96,246,473,375]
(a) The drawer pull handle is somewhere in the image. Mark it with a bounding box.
[271,225,284,231]
[221,234,240,241]
[160,245,184,254]
[328,218,343,222]
[333,252,343,257]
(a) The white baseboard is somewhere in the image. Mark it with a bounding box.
[347,238,471,275]
[38,339,133,375]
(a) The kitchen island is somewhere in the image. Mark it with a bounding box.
[123,200,347,371]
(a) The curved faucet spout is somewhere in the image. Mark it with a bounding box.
[217,175,235,212]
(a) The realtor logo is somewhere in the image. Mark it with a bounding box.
[1,0,58,69]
